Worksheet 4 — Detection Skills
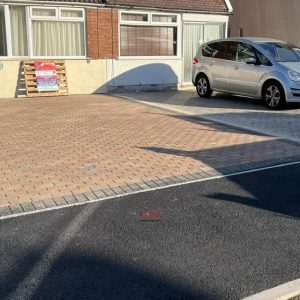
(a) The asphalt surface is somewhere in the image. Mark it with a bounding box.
[0,165,300,300]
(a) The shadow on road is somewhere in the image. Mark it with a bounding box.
[0,251,217,300]
[140,112,300,220]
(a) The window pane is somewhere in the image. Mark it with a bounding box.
[202,43,214,57]
[121,13,148,22]
[0,7,7,56]
[120,25,177,56]
[32,21,85,56]
[61,9,83,18]
[32,8,56,17]
[183,23,204,82]
[237,43,256,62]
[152,15,177,23]
[10,6,28,56]
[203,24,225,43]
[255,48,271,66]
[211,41,236,60]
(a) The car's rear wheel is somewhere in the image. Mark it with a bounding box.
[263,82,287,109]
[196,75,212,98]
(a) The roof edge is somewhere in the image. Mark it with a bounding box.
[224,0,233,13]
[106,3,231,15]
[0,0,232,14]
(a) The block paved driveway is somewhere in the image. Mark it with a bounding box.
[1,94,300,214]
[121,90,300,142]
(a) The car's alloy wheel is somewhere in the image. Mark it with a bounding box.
[197,78,208,95]
[264,83,286,109]
[196,75,212,98]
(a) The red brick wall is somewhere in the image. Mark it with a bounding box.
[86,8,119,59]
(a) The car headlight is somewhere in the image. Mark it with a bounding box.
[288,71,300,82]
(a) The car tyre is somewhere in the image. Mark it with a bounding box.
[263,82,287,109]
[196,75,213,98]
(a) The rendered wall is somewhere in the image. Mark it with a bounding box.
[0,59,107,98]
[66,60,107,94]
[106,59,182,92]
[0,61,21,98]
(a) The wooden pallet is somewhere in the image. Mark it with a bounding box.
[23,60,69,98]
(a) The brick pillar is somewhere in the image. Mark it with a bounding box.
[86,8,119,59]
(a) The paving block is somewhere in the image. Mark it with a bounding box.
[119,185,134,193]
[145,181,159,188]
[83,192,98,201]
[20,203,35,212]
[93,190,107,198]
[0,206,12,217]
[9,204,23,214]
[136,182,150,190]
[102,188,116,197]
[54,197,68,206]
[63,195,78,204]
[128,184,143,191]
[111,187,126,195]
[152,179,167,187]
[74,193,88,203]
[160,178,175,185]
[32,201,46,210]
[43,199,57,208]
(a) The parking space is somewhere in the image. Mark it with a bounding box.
[1,94,300,214]
[120,90,300,142]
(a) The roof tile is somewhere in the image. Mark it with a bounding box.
[44,0,229,12]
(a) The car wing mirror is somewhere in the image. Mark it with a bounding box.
[245,57,257,64]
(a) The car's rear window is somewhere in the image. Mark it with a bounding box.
[202,41,236,60]
[202,44,214,57]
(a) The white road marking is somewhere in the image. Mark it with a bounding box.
[1,160,300,221]
[7,204,97,300]
[242,278,300,300]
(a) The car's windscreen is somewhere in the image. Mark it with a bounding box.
[257,42,300,62]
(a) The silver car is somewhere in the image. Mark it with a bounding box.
[192,37,300,109]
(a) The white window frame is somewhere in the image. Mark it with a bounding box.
[59,7,85,21]
[151,13,178,26]
[0,5,87,59]
[29,6,86,59]
[30,6,58,20]
[120,11,149,24]
[0,5,12,58]
[119,10,182,60]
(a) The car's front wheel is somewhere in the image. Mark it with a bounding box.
[263,82,287,109]
[196,75,212,98]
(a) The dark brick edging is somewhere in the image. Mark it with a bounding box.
[1,155,300,218]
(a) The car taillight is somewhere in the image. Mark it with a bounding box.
[193,57,199,64]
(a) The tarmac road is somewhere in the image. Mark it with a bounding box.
[1,164,300,300]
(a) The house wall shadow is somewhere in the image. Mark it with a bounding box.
[96,63,179,93]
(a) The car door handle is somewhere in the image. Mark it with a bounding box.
[234,66,239,70]
[209,62,214,66]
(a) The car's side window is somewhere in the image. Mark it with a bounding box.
[202,43,214,57]
[236,43,256,62]
[207,41,236,61]
[255,48,272,66]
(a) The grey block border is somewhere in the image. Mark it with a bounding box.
[2,155,300,218]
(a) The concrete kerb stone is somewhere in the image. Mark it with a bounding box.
[2,157,300,219]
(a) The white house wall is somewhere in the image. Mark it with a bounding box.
[182,14,229,23]
[106,59,182,92]
[0,59,108,98]
[107,13,229,91]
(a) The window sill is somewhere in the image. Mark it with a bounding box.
[118,56,182,60]
[0,57,88,61]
